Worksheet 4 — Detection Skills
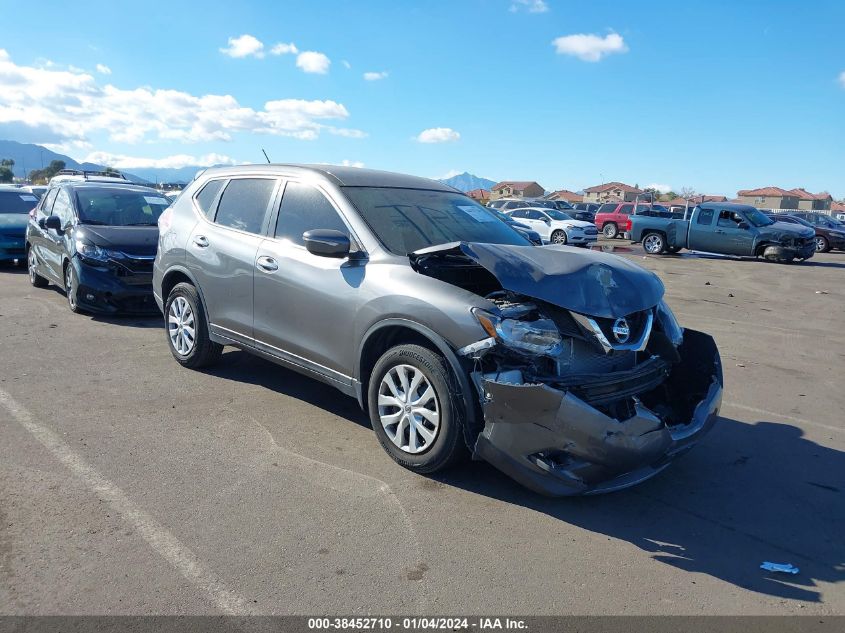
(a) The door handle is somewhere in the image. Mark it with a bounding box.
[715,230,725,234]
[256,256,278,272]
[192,235,209,248]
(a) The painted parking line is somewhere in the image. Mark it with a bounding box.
[0,387,250,615]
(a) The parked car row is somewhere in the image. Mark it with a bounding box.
[3,165,724,497]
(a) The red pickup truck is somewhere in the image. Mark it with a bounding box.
[594,203,659,238]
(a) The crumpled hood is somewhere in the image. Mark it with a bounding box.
[73,225,159,256]
[411,242,664,318]
[0,213,30,233]
[768,222,815,239]
[559,220,595,229]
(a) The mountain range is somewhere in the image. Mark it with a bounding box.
[438,172,497,192]
[0,140,206,184]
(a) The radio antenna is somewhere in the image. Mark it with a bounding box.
[261,148,271,164]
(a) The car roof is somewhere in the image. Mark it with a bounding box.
[700,202,759,212]
[57,181,161,194]
[199,163,459,192]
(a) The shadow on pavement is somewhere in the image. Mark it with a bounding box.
[435,416,844,603]
[188,348,845,603]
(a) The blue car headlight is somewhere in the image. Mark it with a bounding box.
[75,239,123,263]
[655,300,683,347]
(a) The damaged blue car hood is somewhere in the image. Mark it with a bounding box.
[412,242,664,318]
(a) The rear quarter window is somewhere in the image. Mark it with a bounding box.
[195,179,226,218]
[696,208,715,225]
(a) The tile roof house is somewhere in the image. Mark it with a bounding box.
[788,188,833,211]
[489,181,545,200]
[465,188,491,203]
[546,189,582,204]
[582,182,643,203]
[736,187,800,210]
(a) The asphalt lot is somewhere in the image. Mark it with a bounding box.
[0,242,843,616]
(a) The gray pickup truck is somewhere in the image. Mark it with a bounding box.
[629,202,816,263]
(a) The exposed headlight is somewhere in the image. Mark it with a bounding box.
[472,308,562,355]
[75,239,123,263]
[655,299,683,347]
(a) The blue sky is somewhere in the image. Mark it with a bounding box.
[0,0,843,197]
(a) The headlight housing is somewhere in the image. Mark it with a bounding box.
[75,239,123,263]
[655,299,683,347]
[472,308,562,355]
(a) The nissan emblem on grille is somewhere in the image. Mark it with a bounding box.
[612,318,630,343]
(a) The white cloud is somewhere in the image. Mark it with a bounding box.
[83,151,238,170]
[363,71,388,81]
[95,64,111,75]
[645,183,672,194]
[839,71,845,88]
[341,60,351,69]
[296,51,330,74]
[220,34,265,59]
[416,127,460,143]
[552,32,628,62]
[0,49,363,145]
[510,0,549,13]
[270,42,298,55]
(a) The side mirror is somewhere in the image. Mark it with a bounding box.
[737,222,750,230]
[303,229,351,258]
[44,215,62,232]
[543,218,551,225]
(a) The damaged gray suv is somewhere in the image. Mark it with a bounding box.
[153,165,723,496]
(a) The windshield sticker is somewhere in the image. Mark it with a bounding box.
[458,205,496,223]
[19,195,38,202]
[144,196,169,205]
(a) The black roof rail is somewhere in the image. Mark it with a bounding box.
[54,169,127,181]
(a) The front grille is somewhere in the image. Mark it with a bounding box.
[585,228,598,235]
[555,356,671,406]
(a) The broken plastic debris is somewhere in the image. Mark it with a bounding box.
[736,363,745,367]
[760,562,799,574]
[815,290,828,295]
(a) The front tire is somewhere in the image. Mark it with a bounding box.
[28,249,48,288]
[815,236,830,253]
[165,282,222,368]
[64,264,83,313]
[642,232,666,254]
[602,223,618,239]
[368,344,465,474]
[551,230,567,245]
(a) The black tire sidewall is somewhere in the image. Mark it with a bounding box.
[165,283,219,368]
[65,265,82,313]
[367,344,463,473]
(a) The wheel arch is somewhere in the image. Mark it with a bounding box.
[356,319,479,445]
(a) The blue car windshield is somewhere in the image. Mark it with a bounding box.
[0,190,41,213]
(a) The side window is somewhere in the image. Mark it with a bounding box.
[195,179,225,218]
[40,188,59,216]
[620,205,633,214]
[527,210,544,221]
[696,208,715,225]
[275,182,348,246]
[509,209,525,218]
[214,178,277,234]
[52,189,74,226]
[717,210,742,228]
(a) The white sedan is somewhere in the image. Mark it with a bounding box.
[506,207,598,246]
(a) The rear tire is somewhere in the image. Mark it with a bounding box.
[368,344,465,474]
[642,232,666,254]
[602,223,618,239]
[165,282,222,368]
[27,249,48,288]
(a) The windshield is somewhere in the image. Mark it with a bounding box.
[74,188,170,226]
[782,215,814,228]
[816,215,842,228]
[745,207,775,227]
[546,209,573,221]
[343,187,529,255]
[0,190,41,213]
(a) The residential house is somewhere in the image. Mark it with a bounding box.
[788,188,833,211]
[546,189,582,204]
[489,181,545,200]
[736,187,800,210]
[466,188,491,203]
[582,182,643,203]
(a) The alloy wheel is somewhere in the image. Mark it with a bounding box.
[643,234,664,254]
[65,267,77,309]
[552,231,567,245]
[815,236,827,252]
[377,364,440,454]
[168,296,196,356]
[28,251,38,284]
